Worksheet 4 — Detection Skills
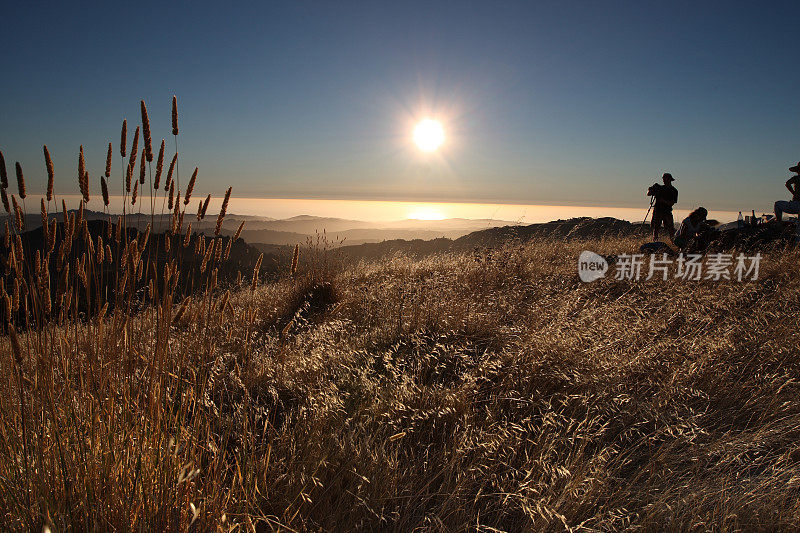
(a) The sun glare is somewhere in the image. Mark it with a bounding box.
[413,119,445,152]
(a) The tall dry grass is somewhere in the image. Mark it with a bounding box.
[1,100,800,531]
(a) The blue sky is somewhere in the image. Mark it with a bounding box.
[1,1,799,214]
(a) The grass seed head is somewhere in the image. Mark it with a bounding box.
[184,167,197,205]
[139,148,146,185]
[0,150,7,188]
[120,119,127,157]
[101,176,109,206]
[44,145,55,201]
[140,100,153,162]
[129,126,139,169]
[215,187,231,236]
[15,162,25,199]
[1,187,9,214]
[172,95,179,136]
[154,139,165,189]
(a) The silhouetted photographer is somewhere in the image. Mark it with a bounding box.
[674,207,719,252]
[647,172,678,241]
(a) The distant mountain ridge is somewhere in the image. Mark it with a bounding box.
[252,217,646,262]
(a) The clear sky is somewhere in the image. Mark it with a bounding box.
[2,1,799,215]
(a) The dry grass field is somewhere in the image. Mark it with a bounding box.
[2,101,799,531]
[2,227,800,531]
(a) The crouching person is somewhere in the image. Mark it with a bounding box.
[774,161,800,222]
[674,207,717,252]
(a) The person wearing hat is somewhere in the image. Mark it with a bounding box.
[774,162,800,222]
[647,172,679,241]
[674,207,715,251]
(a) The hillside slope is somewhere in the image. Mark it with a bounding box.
[5,233,798,530]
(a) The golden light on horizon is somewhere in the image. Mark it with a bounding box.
[413,119,445,152]
[407,207,446,220]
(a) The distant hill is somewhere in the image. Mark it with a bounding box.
[325,217,646,261]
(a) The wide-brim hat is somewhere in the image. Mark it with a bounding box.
[790,162,800,173]
[662,172,675,182]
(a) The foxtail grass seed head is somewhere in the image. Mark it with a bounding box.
[12,195,23,231]
[234,221,244,241]
[172,95,179,136]
[196,200,203,221]
[105,142,112,178]
[0,150,7,189]
[78,145,85,189]
[200,194,211,220]
[105,244,112,263]
[1,187,9,214]
[154,139,165,189]
[166,152,177,190]
[291,243,299,277]
[44,145,55,201]
[139,148,146,184]
[168,181,175,210]
[81,170,90,202]
[77,201,84,227]
[62,199,68,224]
[101,175,109,206]
[183,224,192,247]
[41,199,48,241]
[125,162,133,192]
[252,253,263,290]
[131,180,138,205]
[184,167,197,204]
[140,100,153,162]
[48,219,57,253]
[15,162,25,199]
[120,119,128,157]
[215,187,231,236]
[130,126,139,169]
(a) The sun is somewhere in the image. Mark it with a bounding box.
[413,119,445,152]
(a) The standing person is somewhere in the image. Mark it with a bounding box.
[774,161,800,222]
[647,172,678,241]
